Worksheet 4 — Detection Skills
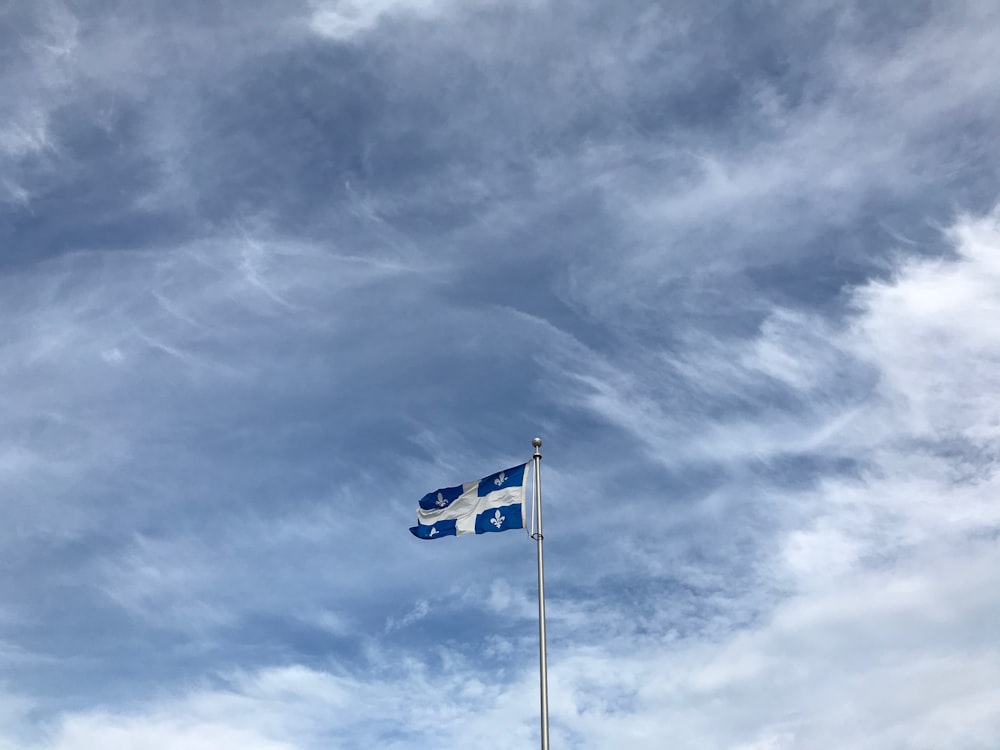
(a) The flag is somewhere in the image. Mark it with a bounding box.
[410,463,528,540]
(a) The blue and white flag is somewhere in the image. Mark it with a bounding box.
[410,463,528,540]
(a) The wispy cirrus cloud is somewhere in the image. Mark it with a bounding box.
[2,1,999,748]
[307,0,452,40]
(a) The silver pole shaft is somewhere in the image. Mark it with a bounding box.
[531,437,550,750]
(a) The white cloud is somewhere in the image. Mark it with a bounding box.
[45,716,295,750]
[16,662,542,750]
[309,0,427,40]
[3,4,999,749]
[307,0,481,41]
[512,207,1000,747]
[850,212,1000,442]
[384,598,430,632]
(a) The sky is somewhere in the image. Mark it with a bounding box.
[1,1,1000,748]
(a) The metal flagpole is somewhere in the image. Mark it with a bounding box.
[531,437,550,750]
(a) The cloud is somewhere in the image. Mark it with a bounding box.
[19,661,544,750]
[851,212,1000,442]
[516,207,1000,749]
[2,2,999,749]
[384,598,430,632]
[308,0,449,40]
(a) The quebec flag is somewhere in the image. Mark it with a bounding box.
[410,463,528,540]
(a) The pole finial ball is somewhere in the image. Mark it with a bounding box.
[532,437,542,448]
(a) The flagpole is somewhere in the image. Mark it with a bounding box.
[531,437,550,750]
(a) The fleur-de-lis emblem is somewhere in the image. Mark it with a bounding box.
[490,509,505,528]
[435,492,448,508]
[429,527,438,537]
[494,471,507,487]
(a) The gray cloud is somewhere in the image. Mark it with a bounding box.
[1,1,999,748]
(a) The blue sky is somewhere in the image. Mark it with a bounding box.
[2,1,1000,747]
